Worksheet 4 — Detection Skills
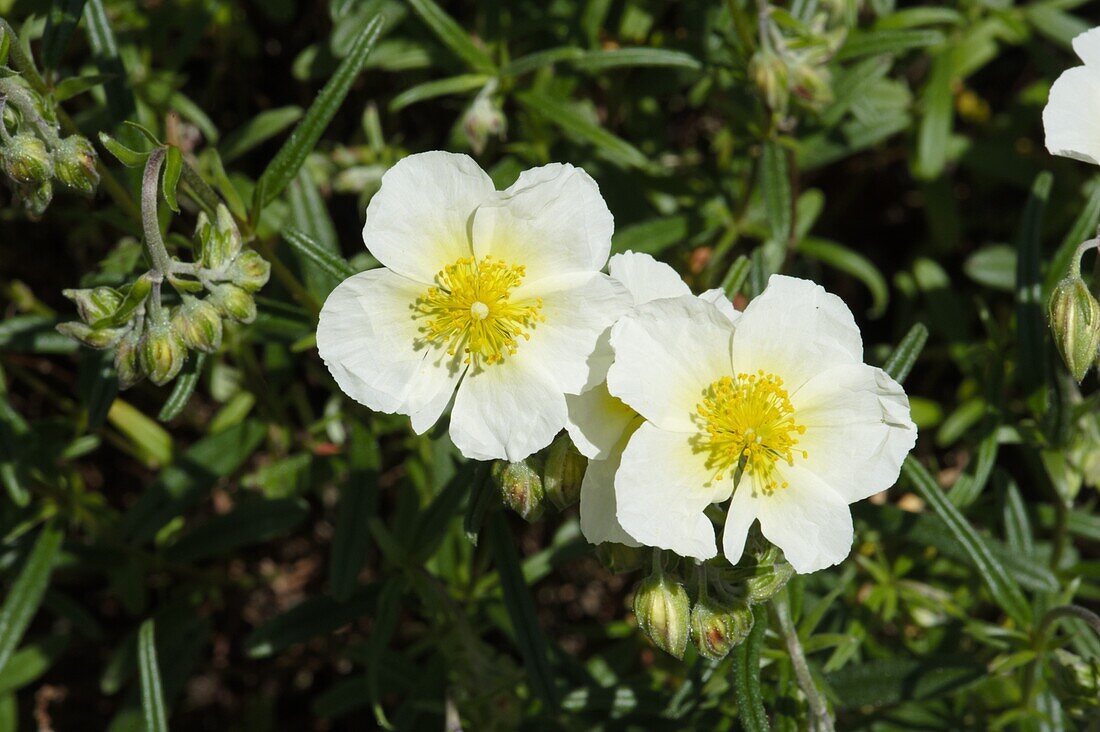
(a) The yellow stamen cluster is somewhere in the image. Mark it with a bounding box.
[694,371,808,495]
[414,256,544,366]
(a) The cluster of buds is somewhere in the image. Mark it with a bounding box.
[630,533,791,661]
[0,76,99,216]
[1049,238,1100,383]
[58,203,269,387]
[492,433,587,520]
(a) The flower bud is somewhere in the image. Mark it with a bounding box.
[114,328,143,389]
[462,94,507,155]
[745,544,794,603]
[1048,649,1100,708]
[542,434,586,510]
[2,133,53,185]
[596,542,646,574]
[208,284,256,324]
[63,287,123,324]
[171,296,223,353]
[23,180,53,218]
[228,250,271,293]
[492,457,545,522]
[790,62,833,111]
[51,135,99,196]
[690,596,754,661]
[749,50,789,114]
[633,571,691,659]
[196,204,242,271]
[56,321,127,349]
[140,317,187,385]
[1049,275,1100,382]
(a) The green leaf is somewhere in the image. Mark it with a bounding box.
[836,29,945,60]
[53,72,113,102]
[462,463,493,545]
[282,228,357,282]
[570,47,702,71]
[138,620,168,732]
[915,47,955,180]
[487,512,559,708]
[244,585,377,659]
[82,0,135,123]
[827,656,984,709]
[517,90,649,170]
[164,498,309,563]
[161,146,183,213]
[902,458,1032,625]
[799,237,889,318]
[0,23,11,67]
[405,0,495,73]
[366,578,403,729]
[329,423,379,600]
[0,635,68,696]
[1043,179,1100,298]
[287,168,344,298]
[1015,172,1053,396]
[157,353,205,422]
[501,47,585,77]
[389,73,489,112]
[107,399,173,467]
[964,244,1016,291]
[98,132,149,167]
[42,0,89,71]
[255,14,384,208]
[761,140,792,244]
[611,215,690,256]
[733,603,769,732]
[721,255,752,299]
[0,523,64,674]
[883,323,928,385]
[218,106,303,163]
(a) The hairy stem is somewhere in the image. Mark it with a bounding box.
[141,148,172,280]
[772,588,834,732]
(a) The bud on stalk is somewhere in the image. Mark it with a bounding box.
[52,135,100,196]
[746,543,794,603]
[633,562,691,659]
[690,596,754,661]
[208,284,257,324]
[2,133,53,185]
[171,296,223,353]
[596,542,646,574]
[229,250,271,293]
[56,321,127,349]
[197,204,243,271]
[63,287,123,324]
[140,316,187,385]
[114,328,143,389]
[492,457,546,522]
[543,434,586,510]
[1049,274,1100,383]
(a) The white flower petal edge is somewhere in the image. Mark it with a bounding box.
[608,251,692,305]
[316,269,462,430]
[579,419,643,547]
[1044,28,1100,165]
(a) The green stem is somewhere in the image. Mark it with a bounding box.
[141,148,172,277]
[1039,604,1100,638]
[772,588,834,732]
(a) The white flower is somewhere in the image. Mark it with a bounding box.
[1044,27,1100,165]
[317,151,631,461]
[606,274,917,573]
[566,251,738,547]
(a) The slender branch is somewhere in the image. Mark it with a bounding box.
[772,588,834,732]
[1039,604,1100,638]
[141,147,172,278]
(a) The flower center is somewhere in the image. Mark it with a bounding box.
[693,371,807,495]
[414,256,544,366]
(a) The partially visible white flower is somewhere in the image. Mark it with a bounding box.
[567,251,738,547]
[606,275,917,573]
[1044,27,1100,165]
[317,152,631,462]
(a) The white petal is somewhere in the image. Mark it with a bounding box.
[517,271,632,394]
[731,275,862,392]
[698,288,741,324]
[614,422,722,560]
[754,465,854,574]
[566,382,637,460]
[362,151,494,283]
[579,420,642,546]
[608,251,692,305]
[448,351,566,461]
[471,163,613,282]
[792,364,916,503]
[1073,27,1100,66]
[607,296,735,433]
[722,484,759,565]
[318,269,463,428]
[1043,66,1100,166]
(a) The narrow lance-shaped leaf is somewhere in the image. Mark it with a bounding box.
[82,0,135,124]
[761,140,792,244]
[329,423,379,601]
[42,0,91,71]
[405,0,495,73]
[799,237,889,318]
[516,90,649,171]
[138,620,169,732]
[0,523,64,673]
[915,46,955,180]
[1015,172,1053,396]
[287,169,343,298]
[902,457,1032,625]
[161,146,183,213]
[255,15,384,208]
[883,323,929,385]
[158,353,206,422]
[1043,179,1100,298]
[283,228,357,282]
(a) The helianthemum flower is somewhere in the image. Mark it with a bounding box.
[1044,27,1100,164]
[606,275,917,573]
[565,251,737,547]
[317,152,630,461]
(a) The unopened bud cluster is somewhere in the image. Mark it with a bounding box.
[493,433,587,521]
[58,203,269,388]
[0,75,99,216]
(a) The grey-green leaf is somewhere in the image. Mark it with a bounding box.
[138,620,169,732]
[0,523,64,674]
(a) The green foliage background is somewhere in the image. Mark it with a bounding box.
[0,0,1098,729]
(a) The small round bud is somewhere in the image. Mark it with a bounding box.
[492,457,546,522]
[114,328,143,389]
[633,571,691,659]
[23,180,53,218]
[228,250,271,293]
[1048,649,1100,710]
[208,284,257,324]
[63,287,123,324]
[690,596,754,661]
[748,50,790,114]
[56,321,127,349]
[197,204,243,271]
[596,543,646,574]
[2,133,53,185]
[746,543,794,604]
[1049,275,1100,382]
[52,135,100,196]
[542,434,586,510]
[171,296,223,353]
[790,62,833,111]
[140,317,187,386]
